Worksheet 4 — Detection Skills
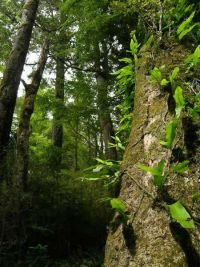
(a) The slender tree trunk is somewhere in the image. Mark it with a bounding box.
[96,73,117,160]
[104,41,200,266]
[94,40,117,161]
[52,23,66,170]
[52,55,65,165]
[16,39,49,191]
[87,124,92,164]
[0,0,39,180]
[74,117,79,171]
[94,132,98,158]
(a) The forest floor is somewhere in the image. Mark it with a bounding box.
[0,171,110,267]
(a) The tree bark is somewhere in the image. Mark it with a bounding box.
[52,56,65,148]
[0,0,39,179]
[94,40,117,161]
[96,73,118,161]
[52,22,66,169]
[16,39,49,191]
[74,117,79,171]
[104,41,200,266]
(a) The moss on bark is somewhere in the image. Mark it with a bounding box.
[104,40,200,267]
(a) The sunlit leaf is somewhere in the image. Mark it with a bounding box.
[150,67,162,82]
[161,79,169,86]
[167,201,195,228]
[169,67,179,85]
[160,120,177,149]
[111,198,126,214]
[138,160,166,187]
[174,86,185,118]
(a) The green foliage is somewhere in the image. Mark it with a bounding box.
[27,244,49,267]
[170,0,194,23]
[160,79,169,86]
[129,34,140,57]
[150,65,180,88]
[110,198,126,215]
[150,67,162,83]
[115,35,139,87]
[177,11,198,40]
[169,67,179,87]
[138,160,166,187]
[173,86,185,118]
[186,45,200,71]
[160,120,177,149]
[189,92,200,118]
[192,193,200,202]
[170,160,189,174]
[52,249,103,267]
[109,136,125,151]
[167,201,195,229]
[80,158,121,187]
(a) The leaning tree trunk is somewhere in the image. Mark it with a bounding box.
[16,39,49,191]
[0,0,39,180]
[104,40,200,266]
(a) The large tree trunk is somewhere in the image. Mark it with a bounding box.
[104,41,200,266]
[16,39,49,191]
[0,0,39,179]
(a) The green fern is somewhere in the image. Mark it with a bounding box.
[160,120,177,149]
[177,11,199,40]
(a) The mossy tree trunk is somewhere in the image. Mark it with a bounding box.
[16,39,49,191]
[104,41,200,266]
[0,0,39,180]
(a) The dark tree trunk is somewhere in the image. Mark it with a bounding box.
[0,0,39,180]
[52,23,66,170]
[104,41,200,266]
[16,39,49,191]
[52,56,65,170]
[74,118,79,171]
[52,56,65,149]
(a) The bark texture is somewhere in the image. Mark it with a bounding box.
[0,0,39,179]
[104,40,200,266]
[16,39,49,191]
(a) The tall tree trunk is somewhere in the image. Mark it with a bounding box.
[0,0,39,180]
[87,124,92,165]
[16,39,49,191]
[52,58,65,149]
[74,117,79,171]
[104,41,200,266]
[52,15,66,170]
[94,40,117,161]
[96,73,118,161]
[52,55,65,168]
